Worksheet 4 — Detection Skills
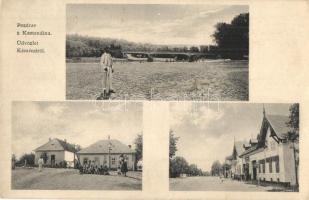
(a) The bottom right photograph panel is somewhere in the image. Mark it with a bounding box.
[169,103,299,192]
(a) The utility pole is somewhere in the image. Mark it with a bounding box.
[108,135,111,170]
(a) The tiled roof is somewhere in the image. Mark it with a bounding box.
[266,115,290,139]
[239,146,257,157]
[239,114,291,157]
[34,138,77,153]
[77,139,135,154]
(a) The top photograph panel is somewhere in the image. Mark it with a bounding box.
[66,4,249,101]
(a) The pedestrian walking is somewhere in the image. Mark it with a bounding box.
[38,157,44,172]
[121,157,128,177]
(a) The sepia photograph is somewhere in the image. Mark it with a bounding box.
[11,101,143,190]
[169,103,299,192]
[66,4,249,100]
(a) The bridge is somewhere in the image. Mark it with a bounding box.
[122,51,217,61]
[122,51,215,56]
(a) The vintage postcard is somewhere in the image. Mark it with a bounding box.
[169,103,299,192]
[66,4,249,101]
[11,101,143,190]
[0,0,309,200]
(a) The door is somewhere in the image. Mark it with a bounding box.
[252,160,257,180]
[51,155,55,167]
[244,163,250,180]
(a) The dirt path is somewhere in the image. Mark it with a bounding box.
[170,176,277,191]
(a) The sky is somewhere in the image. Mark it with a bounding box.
[169,103,293,172]
[66,4,248,46]
[12,102,142,159]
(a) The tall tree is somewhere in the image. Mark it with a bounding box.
[170,156,189,178]
[134,134,143,161]
[169,130,179,158]
[287,103,299,137]
[211,160,222,176]
[286,103,299,188]
[212,13,249,59]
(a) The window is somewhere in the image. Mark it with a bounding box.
[275,156,280,173]
[94,157,100,166]
[260,160,265,173]
[111,157,116,165]
[103,155,107,164]
[269,160,272,173]
[83,157,88,165]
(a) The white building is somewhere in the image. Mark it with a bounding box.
[34,138,77,167]
[77,139,136,170]
[239,110,298,186]
[225,141,246,180]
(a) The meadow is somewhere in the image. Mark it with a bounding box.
[12,168,142,190]
[66,60,248,101]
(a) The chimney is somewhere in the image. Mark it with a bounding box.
[128,145,131,149]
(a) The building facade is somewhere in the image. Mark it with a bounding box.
[225,141,246,180]
[77,139,136,171]
[34,138,77,167]
[239,112,298,186]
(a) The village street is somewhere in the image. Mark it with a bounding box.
[12,168,142,190]
[170,176,284,191]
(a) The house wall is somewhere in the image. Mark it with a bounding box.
[78,153,136,170]
[248,127,297,185]
[227,158,243,179]
[64,151,75,167]
[235,157,243,177]
[35,151,65,165]
[282,141,297,185]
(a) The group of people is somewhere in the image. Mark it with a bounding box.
[80,163,109,175]
[79,154,128,176]
[118,154,128,176]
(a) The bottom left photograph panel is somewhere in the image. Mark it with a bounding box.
[11,101,143,190]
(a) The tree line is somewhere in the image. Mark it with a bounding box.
[66,12,249,60]
[66,34,204,58]
[169,131,209,178]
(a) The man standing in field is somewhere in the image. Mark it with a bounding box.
[100,49,114,97]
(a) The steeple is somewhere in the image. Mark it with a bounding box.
[263,104,266,117]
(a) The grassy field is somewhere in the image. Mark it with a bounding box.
[12,168,142,190]
[66,60,248,100]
